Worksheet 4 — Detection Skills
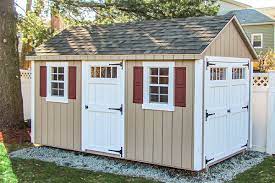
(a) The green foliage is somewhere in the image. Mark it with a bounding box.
[18,12,53,49]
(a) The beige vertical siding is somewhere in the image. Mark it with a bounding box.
[203,21,253,60]
[34,61,82,151]
[125,60,195,170]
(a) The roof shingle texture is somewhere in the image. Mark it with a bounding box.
[227,9,275,25]
[34,15,233,56]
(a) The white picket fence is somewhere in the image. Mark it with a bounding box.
[252,72,275,154]
[20,69,32,120]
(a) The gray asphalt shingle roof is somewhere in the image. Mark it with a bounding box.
[34,15,234,56]
[227,9,275,25]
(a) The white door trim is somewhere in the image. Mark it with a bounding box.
[81,61,125,157]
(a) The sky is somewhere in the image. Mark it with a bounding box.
[15,0,275,16]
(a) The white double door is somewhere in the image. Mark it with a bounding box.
[82,61,124,156]
[204,61,250,164]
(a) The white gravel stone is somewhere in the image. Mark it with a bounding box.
[9,147,267,183]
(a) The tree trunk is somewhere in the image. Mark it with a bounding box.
[0,0,24,130]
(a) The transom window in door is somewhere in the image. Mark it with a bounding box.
[210,68,226,80]
[50,67,65,97]
[91,66,117,78]
[232,68,245,79]
[149,68,169,103]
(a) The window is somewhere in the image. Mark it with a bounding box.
[251,33,263,48]
[232,68,246,80]
[46,62,68,103]
[210,68,226,81]
[143,62,174,111]
[91,66,117,78]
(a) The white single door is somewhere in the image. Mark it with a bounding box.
[82,61,124,157]
[204,60,249,164]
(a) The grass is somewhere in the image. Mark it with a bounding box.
[231,156,275,183]
[0,143,153,183]
[1,142,275,183]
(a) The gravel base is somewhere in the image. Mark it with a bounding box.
[10,147,267,183]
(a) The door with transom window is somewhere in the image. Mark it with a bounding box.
[204,59,250,165]
[82,61,124,157]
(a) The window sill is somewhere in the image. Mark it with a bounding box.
[142,103,175,112]
[46,97,69,104]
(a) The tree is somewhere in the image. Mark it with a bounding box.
[258,49,275,72]
[0,0,24,130]
[54,0,219,24]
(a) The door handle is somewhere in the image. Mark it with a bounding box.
[227,109,231,113]
[85,105,88,109]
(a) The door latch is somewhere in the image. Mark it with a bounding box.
[85,105,88,109]
[206,110,215,121]
[108,104,123,115]
[227,109,231,113]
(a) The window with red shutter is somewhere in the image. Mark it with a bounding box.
[133,67,143,104]
[40,66,47,97]
[68,66,77,99]
[175,67,186,107]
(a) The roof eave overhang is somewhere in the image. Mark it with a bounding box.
[26,54,203,61]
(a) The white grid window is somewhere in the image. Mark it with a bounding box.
[232,68,246,80]
[210,68,226,81]
[91,66,117,78]
[149,68,169,103]
[143,62,175,111]
[46,62,68,103]
[50,67,65,97]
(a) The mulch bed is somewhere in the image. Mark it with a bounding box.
[0,128,31,144]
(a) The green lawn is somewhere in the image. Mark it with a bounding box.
[0,143,152,183]
[1,142,275,183]
[231,156,275,183]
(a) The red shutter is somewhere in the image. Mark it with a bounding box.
[175,67,186,107]
[133,67,143,104]
[68,66,77,99]
[40,66,47,97]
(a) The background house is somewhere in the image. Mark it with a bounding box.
[218,0,252,15]
[227,9,275,55]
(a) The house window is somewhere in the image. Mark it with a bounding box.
[143,62,175,111]
[251,33,263,48]
[46,62,68,103]
[232,68,246,80]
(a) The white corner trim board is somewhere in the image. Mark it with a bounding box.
[142,61,175,112]
[31,61,35,143]
[46,62,69,103]
[193,59,204,170]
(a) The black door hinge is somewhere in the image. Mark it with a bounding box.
[242,105,249,111]
[206,62,216,68]
[243,63,249,67]
[109,62,123,69]
[241,140,248,148]
[108,104,123,115]
[205,157,214,164]
[108,147,123,157]
[205,110,215,121]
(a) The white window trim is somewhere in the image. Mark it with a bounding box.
[142,62,175,112]
[251,33,263,49]
[46,62,69,103]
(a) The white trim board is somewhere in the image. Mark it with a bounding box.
[31,61,35,143]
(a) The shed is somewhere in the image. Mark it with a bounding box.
[27,15,257,171]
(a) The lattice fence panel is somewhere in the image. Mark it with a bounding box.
[253,74,269,87]
[20,70,31,80]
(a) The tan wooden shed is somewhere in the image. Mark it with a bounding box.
[27,15,257,171]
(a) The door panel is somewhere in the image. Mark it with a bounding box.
[83,62,124,156]
[204,61,249,164]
